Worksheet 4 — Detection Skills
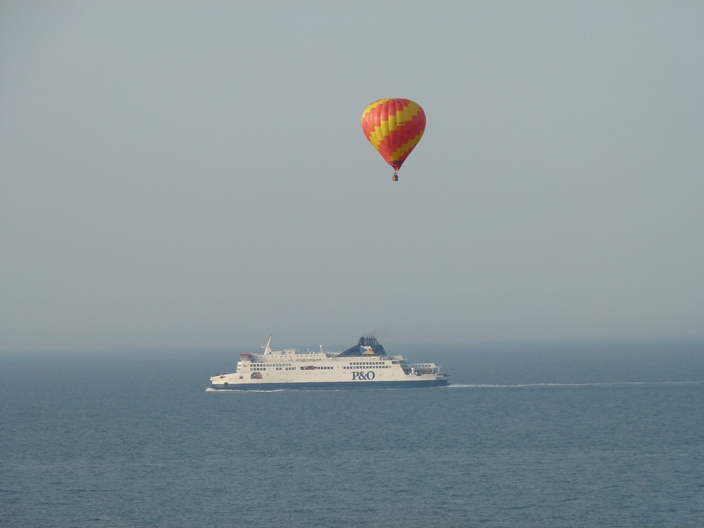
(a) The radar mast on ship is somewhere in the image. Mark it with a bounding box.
[262,335,272,354]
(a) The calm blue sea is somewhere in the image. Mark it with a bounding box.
[1,339,703,527]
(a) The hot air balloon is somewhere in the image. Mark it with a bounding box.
[361,98,426,181]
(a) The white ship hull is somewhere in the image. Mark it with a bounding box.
[209,336,449,390]
[210,379,448,390]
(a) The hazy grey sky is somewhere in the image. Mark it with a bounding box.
[1,1,703,352]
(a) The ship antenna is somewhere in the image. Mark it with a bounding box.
[262,335,272,354]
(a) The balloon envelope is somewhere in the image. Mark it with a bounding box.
[361,98,426,172]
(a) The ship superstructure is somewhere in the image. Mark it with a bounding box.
[209,336,449,390]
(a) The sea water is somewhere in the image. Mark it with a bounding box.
[1,339,703,527]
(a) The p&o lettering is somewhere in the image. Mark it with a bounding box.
[352,371,376,381]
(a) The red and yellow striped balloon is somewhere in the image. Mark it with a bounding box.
[361,98,426,176]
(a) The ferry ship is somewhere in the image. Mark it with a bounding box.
[209,336,449,390]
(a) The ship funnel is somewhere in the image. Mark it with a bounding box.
[358,336,379,347]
